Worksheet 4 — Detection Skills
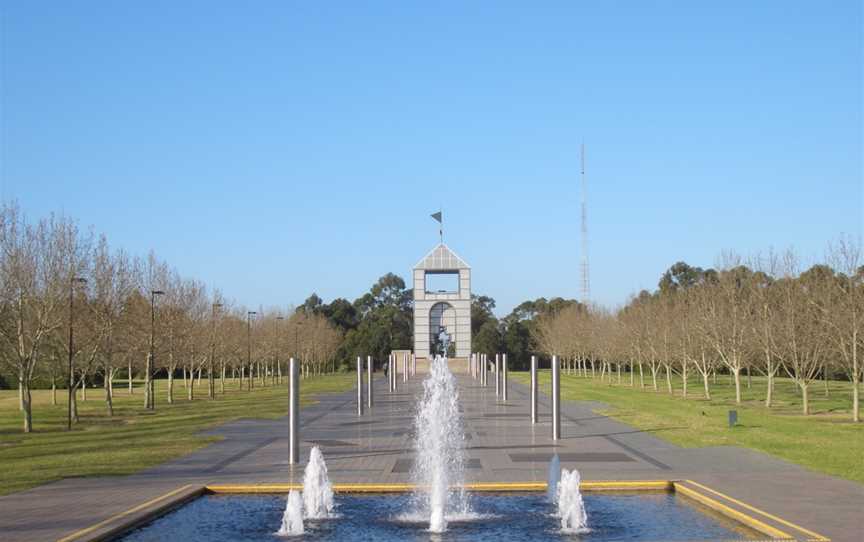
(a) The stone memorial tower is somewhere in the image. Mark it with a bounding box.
[412,243,471,372]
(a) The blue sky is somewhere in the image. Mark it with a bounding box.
[2,1,861,315]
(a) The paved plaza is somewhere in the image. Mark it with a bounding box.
[0,371,862,541]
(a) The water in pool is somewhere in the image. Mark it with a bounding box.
[120,492,757,541]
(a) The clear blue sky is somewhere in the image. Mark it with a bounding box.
[2,1,861,315]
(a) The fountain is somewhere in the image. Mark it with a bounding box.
[557,468,589,534]
[409,355,470,533]
[276,446,334,536]
[303,446,335,519]
[277,490,304,536]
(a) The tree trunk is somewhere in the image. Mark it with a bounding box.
[167,372,174,404]
[823,366,829,397]
[733,368,742,404]
[21,380,33,433]
[747,366,752,389]
[765,370,774,408]
[639,363,644,388]
[802,383,810,415]
[853,375,859,423]
[82,378,87,401]
[220,363,226,394]
[651,366,658,391]
[182,367,187,389]
[129,361,134,394]
[71,384,79,422]
[105,376,114,416]
[681,363,688,398]
[702,372,711,400]
[853,348,859,422]
[51,377,57,406]
[188,369,194,401]
[19,381,25,411]
[197,367,203,388]
[665,366,673,394]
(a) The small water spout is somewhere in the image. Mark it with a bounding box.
[277,490,304,536]
[303,446,334,519]
[547,454,561,502]
[557,468,589,534]
[410,355,470,533]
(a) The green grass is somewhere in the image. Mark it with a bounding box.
[0,374,354,495]
[512,370,864,484]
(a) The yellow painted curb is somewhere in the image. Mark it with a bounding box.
[57,484,202,542]
[204,480,673,494]
[674,482,792,540]
[682,480,830,541]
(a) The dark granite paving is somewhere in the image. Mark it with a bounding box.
[0,369,861,541]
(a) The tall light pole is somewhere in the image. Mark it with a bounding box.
[209,302,223,399]
[146,290,165,410]
[275,316,284,385]
[247,311,257,390]
[67,276,87,431]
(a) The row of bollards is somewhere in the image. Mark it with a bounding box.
[528,353,561,439]
[469,351,561,440]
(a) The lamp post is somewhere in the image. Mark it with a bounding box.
[146,289,165,411]
[209,302,223,399]
[67,276,87,431]
[275,316,284,385]
[247,311,257,390]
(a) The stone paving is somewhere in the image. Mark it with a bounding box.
[0,369,862,541]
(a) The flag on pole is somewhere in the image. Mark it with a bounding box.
[430,211,443,242]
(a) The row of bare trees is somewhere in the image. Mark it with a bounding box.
[0,203,342,432]
[534,241,863,421]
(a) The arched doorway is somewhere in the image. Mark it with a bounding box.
[429,302,457,357]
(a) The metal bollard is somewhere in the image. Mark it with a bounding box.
[480,354,486,386]
[289,357,299,464]
[502,353,508,401]
[552,355,561,440]
[356,356,363,416]
[530,355,538,424]
[495,353,500,397]
[393,352,398,391]
[367,355,373,409]
[531,356,537,423]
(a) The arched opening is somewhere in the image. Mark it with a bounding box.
[429,302,457,357]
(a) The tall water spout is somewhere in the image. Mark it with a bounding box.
[557,468,589,533]
[277,490,304,536]
[303,446,334,519]
[547,454,561,502]
[410,355,469,533]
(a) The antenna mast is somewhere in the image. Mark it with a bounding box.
[580,143,590,304]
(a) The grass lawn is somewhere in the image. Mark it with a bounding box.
[512,370,864,484]
[0,374,354,496]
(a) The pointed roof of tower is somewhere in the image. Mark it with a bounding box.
[414,243,471,270]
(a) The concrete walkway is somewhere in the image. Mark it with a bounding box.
[0,370,861,541]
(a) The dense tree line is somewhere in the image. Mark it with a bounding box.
[533,243,864,421]
[0,203,341,432]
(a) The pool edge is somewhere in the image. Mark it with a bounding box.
[57,480,830,542]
